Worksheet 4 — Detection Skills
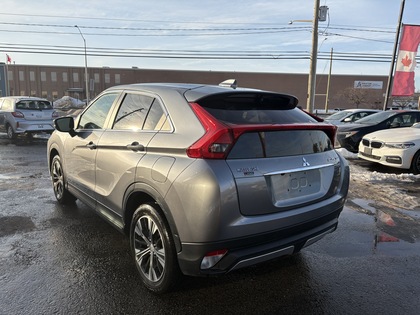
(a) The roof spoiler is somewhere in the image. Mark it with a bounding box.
[219,79,237,89]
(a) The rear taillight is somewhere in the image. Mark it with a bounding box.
[187,103,235,159]
[11,111,24,118]
[52,111,59,118]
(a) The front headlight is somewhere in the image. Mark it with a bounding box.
[384,142,415,149]
[341,131,358,138]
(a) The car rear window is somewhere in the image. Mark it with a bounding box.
[16,100,52,110]
[197,92,316,124]
[228,130,333,159]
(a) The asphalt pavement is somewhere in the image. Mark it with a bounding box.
[0,135,419,315]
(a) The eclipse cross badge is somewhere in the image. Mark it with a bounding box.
[302,157,310,167]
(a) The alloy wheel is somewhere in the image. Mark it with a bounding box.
[133,214,166,283]
[51,158,64,200]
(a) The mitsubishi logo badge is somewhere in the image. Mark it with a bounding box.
[302,157,310,167]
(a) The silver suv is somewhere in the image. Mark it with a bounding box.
[0,96,58,139]
[47,82,349,293]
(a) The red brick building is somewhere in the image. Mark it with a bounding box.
[1,63,390,111]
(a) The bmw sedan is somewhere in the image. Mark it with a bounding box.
[358,123,420,173]
[48,82,349,293]
[335,110,420,153]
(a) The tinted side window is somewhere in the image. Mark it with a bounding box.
[113,93,154,130]
[112,93,171,131]
[401,113,419,126]
[143,101,171,131]
[78,93,119,129]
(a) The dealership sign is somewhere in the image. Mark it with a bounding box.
[354,81,383,89]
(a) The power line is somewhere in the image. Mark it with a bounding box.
[2,42,416,63]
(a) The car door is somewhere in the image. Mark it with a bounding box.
[94,91,171,222]
[64,92,120,207]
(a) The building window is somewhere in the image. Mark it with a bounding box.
[20,90,26,96]
[8,71,13,80]
[52,91,58,99]
[19,71,25,81]
[42,91,48,98]
[63,72,68,82]
[31,90,37,96]
[51,72,57,82]
[115,74,120,84]
[73,73,79,82]
[30,71,35,81]
[105,73,110,84]
[41,72,46,82]
[94,73,100,83]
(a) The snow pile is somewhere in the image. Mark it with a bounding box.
[336,148,420,182]
[336,148,358,160]
[357,171,420,183]
[53,96,85,109]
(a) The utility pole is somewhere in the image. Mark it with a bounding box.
[307,0,320,113]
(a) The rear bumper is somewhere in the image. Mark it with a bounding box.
[177,204,343,276]
[15,121,54,133]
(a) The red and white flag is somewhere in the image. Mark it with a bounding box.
[6,54,11,64]
[392,24,420,96]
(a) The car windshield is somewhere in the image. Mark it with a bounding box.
[325,111,351,120]
[355,111,395,124]
[16,100,52,110]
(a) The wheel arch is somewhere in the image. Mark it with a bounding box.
[49,148,59,166]
[410,149,420,174]
[123,184,182,253]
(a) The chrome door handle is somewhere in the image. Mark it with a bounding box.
[127,142,145,152]
[86,141,97,149]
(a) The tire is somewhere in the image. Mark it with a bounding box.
[6,124,16,139]
[50,155,76,204]
[410,150,420,174]
[130,203,180,293]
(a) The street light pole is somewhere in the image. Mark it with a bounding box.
[307,0,320,113]
[75,25,89,105]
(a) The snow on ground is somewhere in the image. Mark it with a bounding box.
[336,148,420,214]
[336,148,420,183]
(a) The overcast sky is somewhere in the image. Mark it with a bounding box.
[1,0,420,91]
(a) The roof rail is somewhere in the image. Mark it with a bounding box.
[219,79,237,89]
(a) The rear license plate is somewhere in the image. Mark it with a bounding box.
[270,169,321,201]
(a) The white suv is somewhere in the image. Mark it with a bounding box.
[0,96,58,139]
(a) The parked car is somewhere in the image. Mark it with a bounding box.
[47,82,350,293]
[335,110,420,153]
[0,96,58,139]
[324,109,380,125]
[358,123,420,173]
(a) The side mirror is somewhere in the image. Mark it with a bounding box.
[54,116,77,137]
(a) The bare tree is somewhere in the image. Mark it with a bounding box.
[333,87,383,109]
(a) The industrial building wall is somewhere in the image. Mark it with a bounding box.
[2,63,388,110]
